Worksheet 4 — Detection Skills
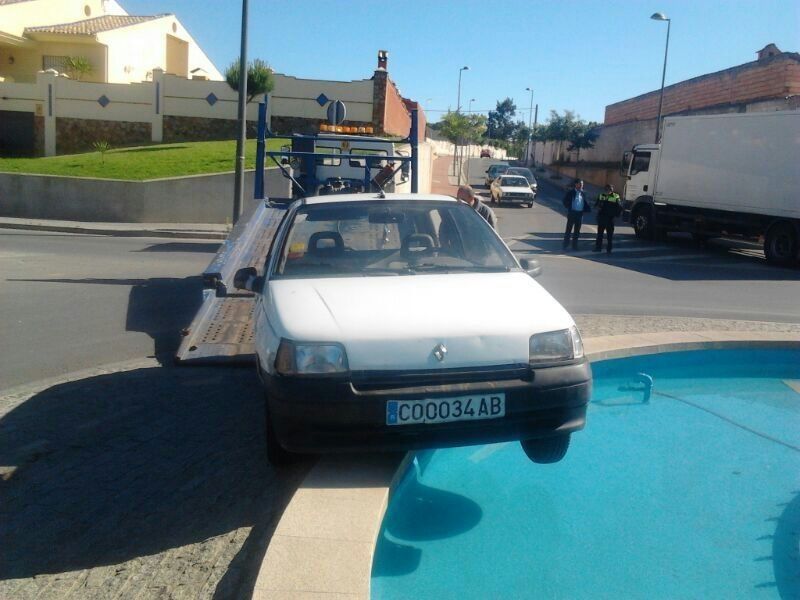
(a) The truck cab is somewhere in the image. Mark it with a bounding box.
[621,143,660,211]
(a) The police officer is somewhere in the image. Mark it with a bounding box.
[594,184,622,253]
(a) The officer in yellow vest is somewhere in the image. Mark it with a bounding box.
[594,184,622,253]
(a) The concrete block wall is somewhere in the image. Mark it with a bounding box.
[0,167,291,223]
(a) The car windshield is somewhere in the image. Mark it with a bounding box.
[500,177,528,187]
[507,168,535,182]
[274,200,518,278]
[489,165,508,175]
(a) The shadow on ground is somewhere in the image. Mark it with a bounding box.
[136,242,222,254]
[0,365,311,598]
[8,276,206,362]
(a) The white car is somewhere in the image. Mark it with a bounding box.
[235,193,591,465]
[491,175,536,207]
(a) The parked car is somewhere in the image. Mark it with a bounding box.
[235,193,591,466]
[505,167,538,193]
[480,149,491,158]
[491,175,537,207]
[484,163,509,187]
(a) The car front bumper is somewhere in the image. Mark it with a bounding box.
[260,360,592,453]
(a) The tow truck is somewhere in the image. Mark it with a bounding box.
[177,101,591,465]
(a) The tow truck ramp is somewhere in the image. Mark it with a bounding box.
[175,199,285,365]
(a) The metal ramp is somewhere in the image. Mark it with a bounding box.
[175,201,285,365]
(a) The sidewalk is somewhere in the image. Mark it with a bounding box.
[0,216,230,239]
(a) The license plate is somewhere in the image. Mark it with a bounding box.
[386,393,506,426]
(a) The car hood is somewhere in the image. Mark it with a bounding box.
[266,272,575,371]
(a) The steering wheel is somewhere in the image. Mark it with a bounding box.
[401,233,435,260]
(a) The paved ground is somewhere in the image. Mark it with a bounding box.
[0,361,311,599]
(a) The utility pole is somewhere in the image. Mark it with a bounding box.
[232,0,249,223]
[532,103,538,167]
[525,87,533,165]
[651,12,672,143]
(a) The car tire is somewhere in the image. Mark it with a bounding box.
[632,206,654,240]
[764,221,798,267]
[264,398,294,467]
[520,434,571,464]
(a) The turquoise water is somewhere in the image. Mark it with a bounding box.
[371,349,800,600]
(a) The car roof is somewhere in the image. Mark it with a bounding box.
[302,192,457,206]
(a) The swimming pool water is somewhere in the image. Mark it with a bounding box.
[371,349,800,599]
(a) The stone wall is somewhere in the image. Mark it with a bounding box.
[605,53,800,125]
[163,115,257,143]
[55,118,151,154]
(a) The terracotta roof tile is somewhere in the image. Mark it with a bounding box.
[25,14,166,36]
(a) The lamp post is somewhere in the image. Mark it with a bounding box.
[456,66,469,112]
[651,12,671,144]
[232,0,249,223]
[525,87,534,165]
[468,98,476,113]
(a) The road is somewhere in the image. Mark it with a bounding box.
[0,230,219,389]
[491,177,800,323]
[2,178,800,389]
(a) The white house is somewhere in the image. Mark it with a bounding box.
[0,0,221,83]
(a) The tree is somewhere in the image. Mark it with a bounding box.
[486,98,518,142]
[63,56,92,81]
[568,121,601,163]
[543,110,578,162]
[225,58,275,102]
[438,111,487,183]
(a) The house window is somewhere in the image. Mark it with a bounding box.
[42,55,68,72]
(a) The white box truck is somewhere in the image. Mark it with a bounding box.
[620,111,800,266]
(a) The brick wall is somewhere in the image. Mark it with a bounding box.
[55,118,151,154]
[605,53,800,125]
[383,77,411,137]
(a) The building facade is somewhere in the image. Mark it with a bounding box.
[0,0,221,84]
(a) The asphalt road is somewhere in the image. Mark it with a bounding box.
[491,177,800,323]
[0,230,219,389]
[2,186,800,389]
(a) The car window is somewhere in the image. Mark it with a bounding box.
[507,168,535,182]
[274,201,517,278]
[500,177,528,187]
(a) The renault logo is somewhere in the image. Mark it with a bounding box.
[433,343,447,362]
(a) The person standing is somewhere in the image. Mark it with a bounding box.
[562,179,591,250]
[594,184,622,253]
[457,185,498,230]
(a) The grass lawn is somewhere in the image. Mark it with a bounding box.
[0,139,285,180]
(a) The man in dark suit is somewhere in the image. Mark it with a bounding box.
[562,179,591,250]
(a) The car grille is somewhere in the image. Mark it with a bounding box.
[350,364,532,392]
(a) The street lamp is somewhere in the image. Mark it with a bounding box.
[456,66,469,112]
[525,87,534,164]
[468,98,476,112]
[651,12,671,144]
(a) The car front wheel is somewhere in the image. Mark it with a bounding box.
[520,434,571,464]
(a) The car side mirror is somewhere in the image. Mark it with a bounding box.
[234,266,264,292]
[519,258,542,278]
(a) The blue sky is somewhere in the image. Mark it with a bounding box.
[123,0,799,124]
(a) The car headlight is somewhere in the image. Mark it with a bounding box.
[529,326,584,364]
[275,339,349,375]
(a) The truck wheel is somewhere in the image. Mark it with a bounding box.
[632,206,654,240]
[264,399,294,467]
[520,434,571,464]
[764,222,799,266]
